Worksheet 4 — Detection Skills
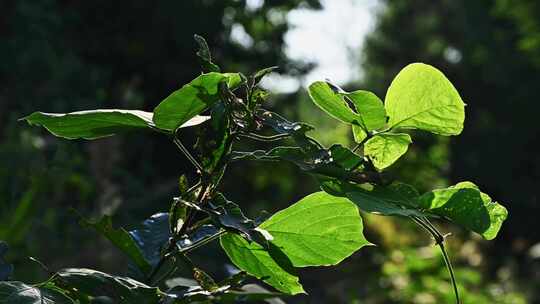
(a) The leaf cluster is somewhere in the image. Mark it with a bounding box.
[1,36,508,303]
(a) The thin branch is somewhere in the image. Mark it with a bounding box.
[173,138,203,172]
[411,216,460,304]
[439,241,460,304]
[179,230,225,254]
[237,132,291,142]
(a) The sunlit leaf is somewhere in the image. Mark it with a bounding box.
[385,63,465,135]
[308,81,359,125]
[259,191,372,266]
[220,234,304,295]
[364,133,412,170]
[153,73,241,131]
[22,110,209,140]
[343,90,387,131]
[418,182,508,240]
[220,191,370,294]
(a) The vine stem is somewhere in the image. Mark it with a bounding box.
[411,216,460,304]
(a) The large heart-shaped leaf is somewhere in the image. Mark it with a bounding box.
[153,72,241,131]
[259,191,371,267]
[385,63,465,135]
[22,110,209,140]
[220,191,370,294]
[364,133,412,170]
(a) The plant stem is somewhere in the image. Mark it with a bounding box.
[173,137,203,172]
[237,132,291,142]
[411,216,460,304]
[179,230,225,254]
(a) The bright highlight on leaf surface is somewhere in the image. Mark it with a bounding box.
[22,110,210,140]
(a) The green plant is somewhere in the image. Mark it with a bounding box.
[1,36,507,303]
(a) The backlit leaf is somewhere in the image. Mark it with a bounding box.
[418,182,508,240]
[153,73,241,131]
[220,234,304,295]
[220,192,370,294]
[343,90,387,131]
[364,133,412,170]
[385,63,465,135]
[308,82,359,125]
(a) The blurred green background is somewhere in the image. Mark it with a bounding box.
[1,0,538,303]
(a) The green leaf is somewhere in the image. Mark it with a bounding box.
[197,103,231,179]
[129,213,170,268]
[418,182,508,240]
[152,72,241,131]
[308,81,359,125]
[0,281,73,304]
[22,110,208,140]
[326,180,426,217]
[81,216,152,275]
[343,90,387,131]
[221,192,370,294]
[385,63,465,135]
[220,233,304,295]
[364,133,412,170]
[260,191,371,267]
[54,268,162,303]
[208,194,264,244]
[329,180,508,240]
[352,124,368,143]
